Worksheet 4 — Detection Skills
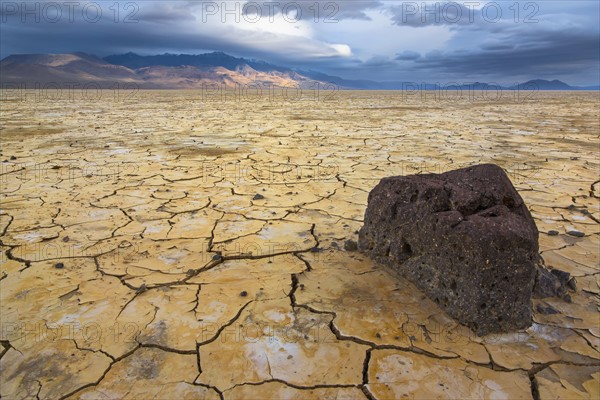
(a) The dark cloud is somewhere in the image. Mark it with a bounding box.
[0,1,352,62]
[137,3,197,23]
[480,43,515,51]
[395,50,421,60]
[414,28,599,79]
[382,1,599,84]
[333,1,384,20]
[363,55,397,67]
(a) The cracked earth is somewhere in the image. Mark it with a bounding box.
[0,90,598,399]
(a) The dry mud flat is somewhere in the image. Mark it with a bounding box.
[0,90,598,399]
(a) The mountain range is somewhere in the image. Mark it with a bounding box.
[1,52,598,91]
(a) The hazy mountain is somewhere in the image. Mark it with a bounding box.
[1,52,596,90]
[0,52,138,88]
[0,52,324,89]
[291,71,588,91]
[104,52,292,73]
[296,69,399,89]
[508,79,575,91]
[104,55,586,90]
[575,85,600,90]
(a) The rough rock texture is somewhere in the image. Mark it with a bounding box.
[358,164,539,335]
[533,264,575,299]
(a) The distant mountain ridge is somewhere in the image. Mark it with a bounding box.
[0,52,136,84]
[1,51,598,90]
[0,52,320,89]
[104,52,292,74]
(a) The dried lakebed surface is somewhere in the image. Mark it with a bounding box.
[0,90,598,399]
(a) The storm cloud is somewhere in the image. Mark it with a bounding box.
[1,0,598,85]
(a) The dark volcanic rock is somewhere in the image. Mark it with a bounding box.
[533,265,576,298]
[358,164,539,335]
[533,266,566,298]
[536,303,559,315]
[344,240,358,251]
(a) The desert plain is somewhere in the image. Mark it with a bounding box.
[0,89,598,399]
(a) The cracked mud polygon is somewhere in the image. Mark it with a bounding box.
[1,90,598,399]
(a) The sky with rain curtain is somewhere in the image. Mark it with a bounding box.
[1,0,599,85]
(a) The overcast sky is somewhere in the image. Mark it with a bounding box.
[1,1,599,84]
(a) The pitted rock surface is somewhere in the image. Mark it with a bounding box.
[358,164,539,335]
